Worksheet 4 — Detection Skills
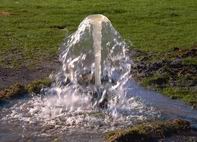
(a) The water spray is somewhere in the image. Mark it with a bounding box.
[1,14,159,131]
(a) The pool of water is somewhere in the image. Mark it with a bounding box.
[0,80,197,142]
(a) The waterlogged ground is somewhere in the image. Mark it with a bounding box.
[0,80,197,142]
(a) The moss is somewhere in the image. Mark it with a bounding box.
[26,78,52,94]
[105,119,191,142]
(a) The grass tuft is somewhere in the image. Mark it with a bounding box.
[0,78,52,100]
[26,78,52,94]
[105,119,191,142]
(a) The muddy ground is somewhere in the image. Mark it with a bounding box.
[0,48,196,141]
[0,59,60,90]
[0,45,196,106]
[130,45,197,107]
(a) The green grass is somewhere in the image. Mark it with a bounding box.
[162,87,197,106]
[183,57,197,65]
[0,0,197,68]
[142,75,197,107]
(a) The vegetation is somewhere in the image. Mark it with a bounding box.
[26,78,52,94]
[105,119,191,142]
[0,78,51,99]
[131,47,197,107]
[0,83,27,99]
[0,0,197,68]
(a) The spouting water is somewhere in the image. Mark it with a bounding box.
[0,15,159,132]
[59,14,127,86]
[91,15,105,86]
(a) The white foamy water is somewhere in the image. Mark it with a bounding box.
[1,15,160,133]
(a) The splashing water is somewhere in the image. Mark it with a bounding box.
[1,15,160,133]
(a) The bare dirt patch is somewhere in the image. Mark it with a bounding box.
[0,60,60,90]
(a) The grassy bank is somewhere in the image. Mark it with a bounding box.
[0,0,197,104]
[131,47,197,107]
[105,119,192,142]
[0,78,51,100]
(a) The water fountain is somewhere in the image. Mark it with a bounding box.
[43,14,158,126]
[0,14,158,131]
[0,14,197,141]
